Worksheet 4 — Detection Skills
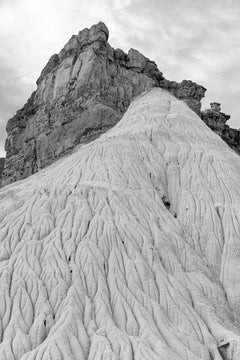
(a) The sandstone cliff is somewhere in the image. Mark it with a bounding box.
[1,89,240,359]
[2,22,206,186]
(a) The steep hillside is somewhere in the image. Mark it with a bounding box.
[1,88,240,359]
[2,22,205,186]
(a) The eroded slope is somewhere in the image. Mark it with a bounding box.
[0,89,240,359]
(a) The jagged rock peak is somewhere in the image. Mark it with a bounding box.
[36,22,163,89]
[210,102,221,112]
[2,21,205,187]
[37,22,109,85]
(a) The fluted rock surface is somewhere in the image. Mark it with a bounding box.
[2,22,206,186]
[1,88,240,359]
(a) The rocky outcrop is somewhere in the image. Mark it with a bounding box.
[201,102,230,136]
[201,103,240,154]
[221,126,240,154]
[2,22,206,186]
[161,79,206,115]
[1,89,240,359]
[0,158,5,186]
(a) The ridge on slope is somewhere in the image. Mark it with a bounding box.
[1,89,240,359]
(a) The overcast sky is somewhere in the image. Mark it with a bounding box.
[0,0,240,157]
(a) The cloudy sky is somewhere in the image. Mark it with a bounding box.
[0,0,239,157]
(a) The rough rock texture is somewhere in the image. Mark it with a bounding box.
[0,158,5,186]
[160,79,206,115]
[201,103,240,154]
[1,89,240,359]
[2,22,206,187]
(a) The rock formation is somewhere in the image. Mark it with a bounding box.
[0,158,5,186]
[161,79,206,115]
[201,103,240,154]
[201,102,230,136]
[1,88,240,359]
[2,22,206,186]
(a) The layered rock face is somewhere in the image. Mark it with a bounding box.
[1,89,240,359]
[201,103,240,154]
[2,22,206,186]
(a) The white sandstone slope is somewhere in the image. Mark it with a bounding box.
[1,88,240,359]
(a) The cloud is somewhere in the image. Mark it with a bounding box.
[0,0,240,157]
